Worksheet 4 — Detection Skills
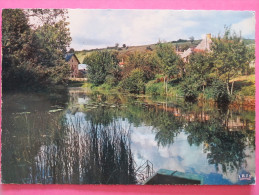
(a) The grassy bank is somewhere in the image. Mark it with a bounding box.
[231,75,255,97]
[68,74,255,107]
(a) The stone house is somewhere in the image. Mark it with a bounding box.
[65,53,81,78]
[180,34,212,62]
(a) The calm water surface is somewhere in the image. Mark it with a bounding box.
[1,88,255,184]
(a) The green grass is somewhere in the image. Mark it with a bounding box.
[75,51,93,63]
[82,82,94,88]
[145,78,183,97]
[231,74,255,97]
[146,81,165,95]
[67,80,86,87]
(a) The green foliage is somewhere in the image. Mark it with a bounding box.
[146,81,165,95]
[2,9,31,90]
[156,42,181,77]
[119,68,145,93]
[187,52,213,90]
[145,78,183,96]
[232,75,255,97]
[83,50,119,86]
[2,9,71,91]
[33,20,71,67]
[244,44,255,74]
[205,80,230,103]
[211,27,251,95]
[237,85,255,97]
[125,51,160,81]
[179,76,200,100]
[105,75,118,87]
[155,42,183,95]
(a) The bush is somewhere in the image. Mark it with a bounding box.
[96,83,112,91]
[146,78,183,96]
[119,68,145,94]
[205,79,230,103]
[179,76,200,101]
[146,81,165,95]
[105,75,117,87]
[83,50,118,86]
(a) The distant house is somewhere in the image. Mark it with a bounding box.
[180,48,193,63]
[194,33,212,52]
[119,58,125,68]
[65,53,80,78]
[78,64,88,78]
[180,34,212,62]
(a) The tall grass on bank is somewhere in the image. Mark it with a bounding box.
[145,79,183,97]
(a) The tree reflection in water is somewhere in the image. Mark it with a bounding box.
[1,91,255,184]
[33,116,136,184]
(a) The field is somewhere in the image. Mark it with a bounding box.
[75,40,201,63]
[75,39,255,63]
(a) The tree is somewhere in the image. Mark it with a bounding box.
[146,46,153,51]
[123,51,159,82]
[189,36,194,44]
[33,20,71,67]
[2,9,31,90]
[244,44,255,74]
[2,9,72,90]
[156,42,182,95]
[119,68,145,94]
[187,52,213,91]
[122,44,126,48]
[211,28,250,95]
[83,50,119,85]
[69,48,75,53]
[25,9,68,27]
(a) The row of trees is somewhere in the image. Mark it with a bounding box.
[84,28,254,102]
[183,29,255,102]
[2,9,72,91]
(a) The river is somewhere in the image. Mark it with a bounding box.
[1,87,255,184]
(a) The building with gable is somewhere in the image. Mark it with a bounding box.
[180,34,212,62]
[65,53,81,78]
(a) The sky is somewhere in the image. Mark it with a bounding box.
[67,10,255,51]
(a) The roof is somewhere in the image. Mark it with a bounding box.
[65,53,80,63]
[65,53,73,62]
[144,169,204,185]
[181,48,193,58]
[195,36,212,52]
[179,34,212,59]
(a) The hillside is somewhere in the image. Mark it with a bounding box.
[75,40,201,63]
[75,39,255,63]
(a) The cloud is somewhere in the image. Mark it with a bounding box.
[231,15,255,38]
[67,10,255,50]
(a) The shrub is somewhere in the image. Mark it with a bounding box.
[146,81,164,95]
[83,50,118,86]
[205,79,230,103]
[146,78,183,96]
[179,76,200,101]
[105,75,117,87]
[119,68,145,94]
[97,83,112,91]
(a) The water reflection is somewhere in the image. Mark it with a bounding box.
[34,117,136,184]
[1,89,255,184]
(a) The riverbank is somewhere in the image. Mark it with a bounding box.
[67,74,255,109]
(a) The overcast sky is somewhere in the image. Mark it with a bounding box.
[67,10,255,51]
